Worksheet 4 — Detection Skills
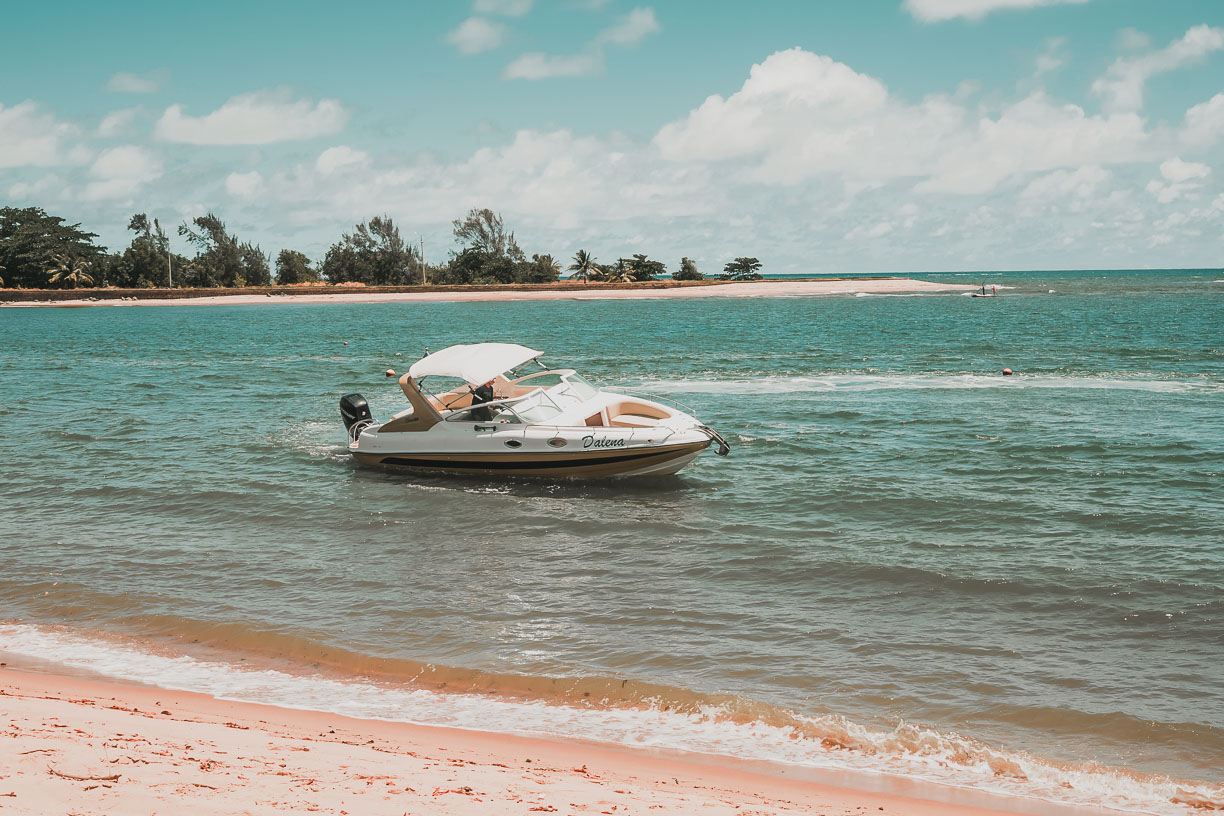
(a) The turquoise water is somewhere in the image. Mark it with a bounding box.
[1,270,1221,813]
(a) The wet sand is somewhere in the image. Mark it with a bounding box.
[1,278,974,308]
[0,665,1052,816]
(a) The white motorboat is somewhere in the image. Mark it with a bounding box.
[340,343,729,478]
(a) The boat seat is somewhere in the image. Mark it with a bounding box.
[609,413,661,428]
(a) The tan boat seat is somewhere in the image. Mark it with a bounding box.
[609,413,661,428]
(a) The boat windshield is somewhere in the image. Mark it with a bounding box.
[562,372,599,401]
[502,389,563,423]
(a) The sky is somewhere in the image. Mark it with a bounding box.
[1,0,1222,274]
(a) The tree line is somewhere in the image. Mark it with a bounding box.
[0,205,763,290]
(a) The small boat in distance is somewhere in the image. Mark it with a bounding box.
[971,283,998,297]
[340,343,730,478]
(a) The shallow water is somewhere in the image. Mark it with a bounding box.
[1,269,1221,814]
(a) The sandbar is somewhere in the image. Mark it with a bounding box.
[1,278,974,308]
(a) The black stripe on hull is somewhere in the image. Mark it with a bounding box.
[379,448,678,471]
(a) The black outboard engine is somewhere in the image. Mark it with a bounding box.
[340,393,374,440]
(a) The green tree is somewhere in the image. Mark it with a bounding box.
[721,257,763,281]
[519,253,561,283]
[567,249,598,283]
[452,208,524,261]
[626,253,665,281]
[322,216,420,286]
[0,207,106,288]
[44,253,95,289]
[673,257,703,281]
[177,214,267,287]
[276,250,318,285]
[111,213,179,288]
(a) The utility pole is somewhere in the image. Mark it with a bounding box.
[420,235,426,285]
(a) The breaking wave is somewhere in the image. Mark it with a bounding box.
[1,623,1219,816]
[633,373,1224,395]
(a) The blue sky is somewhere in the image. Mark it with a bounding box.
[2,0,1222,273]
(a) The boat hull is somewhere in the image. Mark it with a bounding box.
[351,439,710,478]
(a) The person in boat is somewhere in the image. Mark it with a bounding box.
[470,379,496,421]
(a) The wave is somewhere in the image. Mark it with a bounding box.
[631,373,1224,395]
[0,623,1218,815]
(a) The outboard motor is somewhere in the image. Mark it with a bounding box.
[340,393,374,440]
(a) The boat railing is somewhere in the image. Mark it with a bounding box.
[600,386,698,416]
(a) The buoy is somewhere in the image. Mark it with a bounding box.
[1002,368,1013,375]
[385,369,396,377]
[343,341,348,345]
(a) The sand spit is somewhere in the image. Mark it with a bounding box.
[1,278,974,308]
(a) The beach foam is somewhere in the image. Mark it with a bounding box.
[1,623,1218,815]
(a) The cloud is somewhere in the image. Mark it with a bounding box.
[97,107,142,138]
[0,101,81,168]
[503,52,602,79]
[1092,25,1224,112]
[1181,93,1224,147]
[226,170,266,198]
[844,221,894,240]
[1034,37,1067,76]
[154,90,348,145]
[1021,165,1111,200]
[316,145,370,174]
[474,0,532,15]
[596,7,659,46]
[447,17,507,54]
[504,6,660,80]
[81,145,162,200]
[904,0,1091,23]
[105,70,166,93]
[654,48,1151,195]
[1145,157,1211,203]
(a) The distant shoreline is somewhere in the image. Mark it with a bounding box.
[1,277,975,307]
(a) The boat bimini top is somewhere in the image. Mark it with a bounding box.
[408,343,543,385]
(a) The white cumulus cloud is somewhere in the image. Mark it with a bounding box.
[226,171,266,198]
[316,146,370,174]
[447,17,506,54]
[154,90,348,145]
[0,102,82,168]
[1092,25,1224,112]
[904,0,1091,23]
[82,145,162,200]
[654,48,1151,195]
[1145,158,1211,203]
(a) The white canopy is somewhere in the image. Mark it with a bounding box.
[408,343,542,385]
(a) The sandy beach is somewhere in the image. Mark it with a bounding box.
[0,664,1046,816]
[0,278,974,308]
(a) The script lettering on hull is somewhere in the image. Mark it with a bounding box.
[583,435,627,449]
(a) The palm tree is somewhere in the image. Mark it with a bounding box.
[45,253,94,289]
[607,258,634,283]
[567,249,598,284]
[0,263,6,288]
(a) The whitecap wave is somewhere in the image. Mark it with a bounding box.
[631,374,1223,395]
[0,624,1218,816]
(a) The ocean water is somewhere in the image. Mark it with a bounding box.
[1,269,1221,814]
